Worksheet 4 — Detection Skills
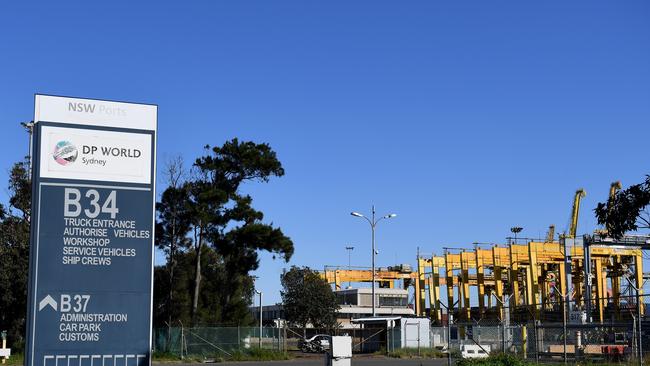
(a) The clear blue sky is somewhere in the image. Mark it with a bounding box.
[1,1,649,305]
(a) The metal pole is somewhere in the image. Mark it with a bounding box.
[372,205,376,317]
[257,291,263,349]
[491,293,512,354]
[551,284,569,366]
[535,320,539,364]
[502,320,505,353]
[417,322,421,357]
[351,207,395,318]
[583,239,592,322]
[27,122,34,176]
[447,313,452,366]
[562,296,568,365]
[348,248,352,272]
[438,301,455,366]
[386,322,390,355]
[634,278,643,366]
[636,289,643,366]
[624,274,643,366]
[346,246,354,288]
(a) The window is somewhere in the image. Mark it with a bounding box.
[359,293,373,306]
[379,294,408,307]
[337,293,358,305]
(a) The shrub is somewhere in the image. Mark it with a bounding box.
[456,353,532,366]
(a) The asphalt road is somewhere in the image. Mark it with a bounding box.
[155,358,448,366]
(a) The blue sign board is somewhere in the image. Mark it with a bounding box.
[25,95,157,366]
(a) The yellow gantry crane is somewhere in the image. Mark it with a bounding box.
[413,184,643,324]
[320,184,643,324]
[319,266,417,290]
[569,188,586,239]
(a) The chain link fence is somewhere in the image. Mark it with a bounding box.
[154,293,650,363]
[153,322,646,362]
[429,298,649,364]
[154,326,391,358]
[154,326,286,359]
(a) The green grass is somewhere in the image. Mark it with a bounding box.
[151,351,181,362]
[3,352,24,366]
[455,354,534,366]
[152,348,290,363]
[387,347,446,359]
[227,349,290,361]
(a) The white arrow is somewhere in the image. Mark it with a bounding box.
[39,295,57,312]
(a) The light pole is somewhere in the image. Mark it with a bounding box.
[551,284,569,366]
[491,293,513,354]
[23,121,34,176]
[351,206,396,317]
[438,300,459,366]
[345,246,354,288]
[510,227,523,244]
[255,289,263,349]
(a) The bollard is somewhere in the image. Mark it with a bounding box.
[576,331,582,361]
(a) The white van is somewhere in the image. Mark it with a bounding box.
[461,344,490,359]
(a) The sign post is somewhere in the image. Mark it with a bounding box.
[25,95,157,366]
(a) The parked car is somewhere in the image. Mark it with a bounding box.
[298,334,331,353]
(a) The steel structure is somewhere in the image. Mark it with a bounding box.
[320,265,417,290]
[414,239,644,323]
[321,183,648,325]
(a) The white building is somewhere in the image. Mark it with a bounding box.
[251,287,414,328]
[335,288,414,327]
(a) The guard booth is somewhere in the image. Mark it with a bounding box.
[352,316,430,353]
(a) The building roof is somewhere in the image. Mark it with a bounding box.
[351,316,403,323]
[335,287,408,294]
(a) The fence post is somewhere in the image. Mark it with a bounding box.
[180,325,184,359]
[522,325,527,358]
[502,322,506,353]
[418,322,421,357]
[637,289,643,366]
[447,317,452,366]
[534,321,539,364]
[386,327,390,356]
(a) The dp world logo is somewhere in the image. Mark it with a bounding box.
[52,141,78,166]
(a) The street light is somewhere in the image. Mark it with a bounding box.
[255,289,263,349]
[23,121,34,176]
[345,246,354,287]
[350,205,397,317]
[510,227,523,244]
[491,293,513,354]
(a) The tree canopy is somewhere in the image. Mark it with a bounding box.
[595,176,650,239]
[153,138,294,326]
[281,266,340,328]
[0,159,31,349]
